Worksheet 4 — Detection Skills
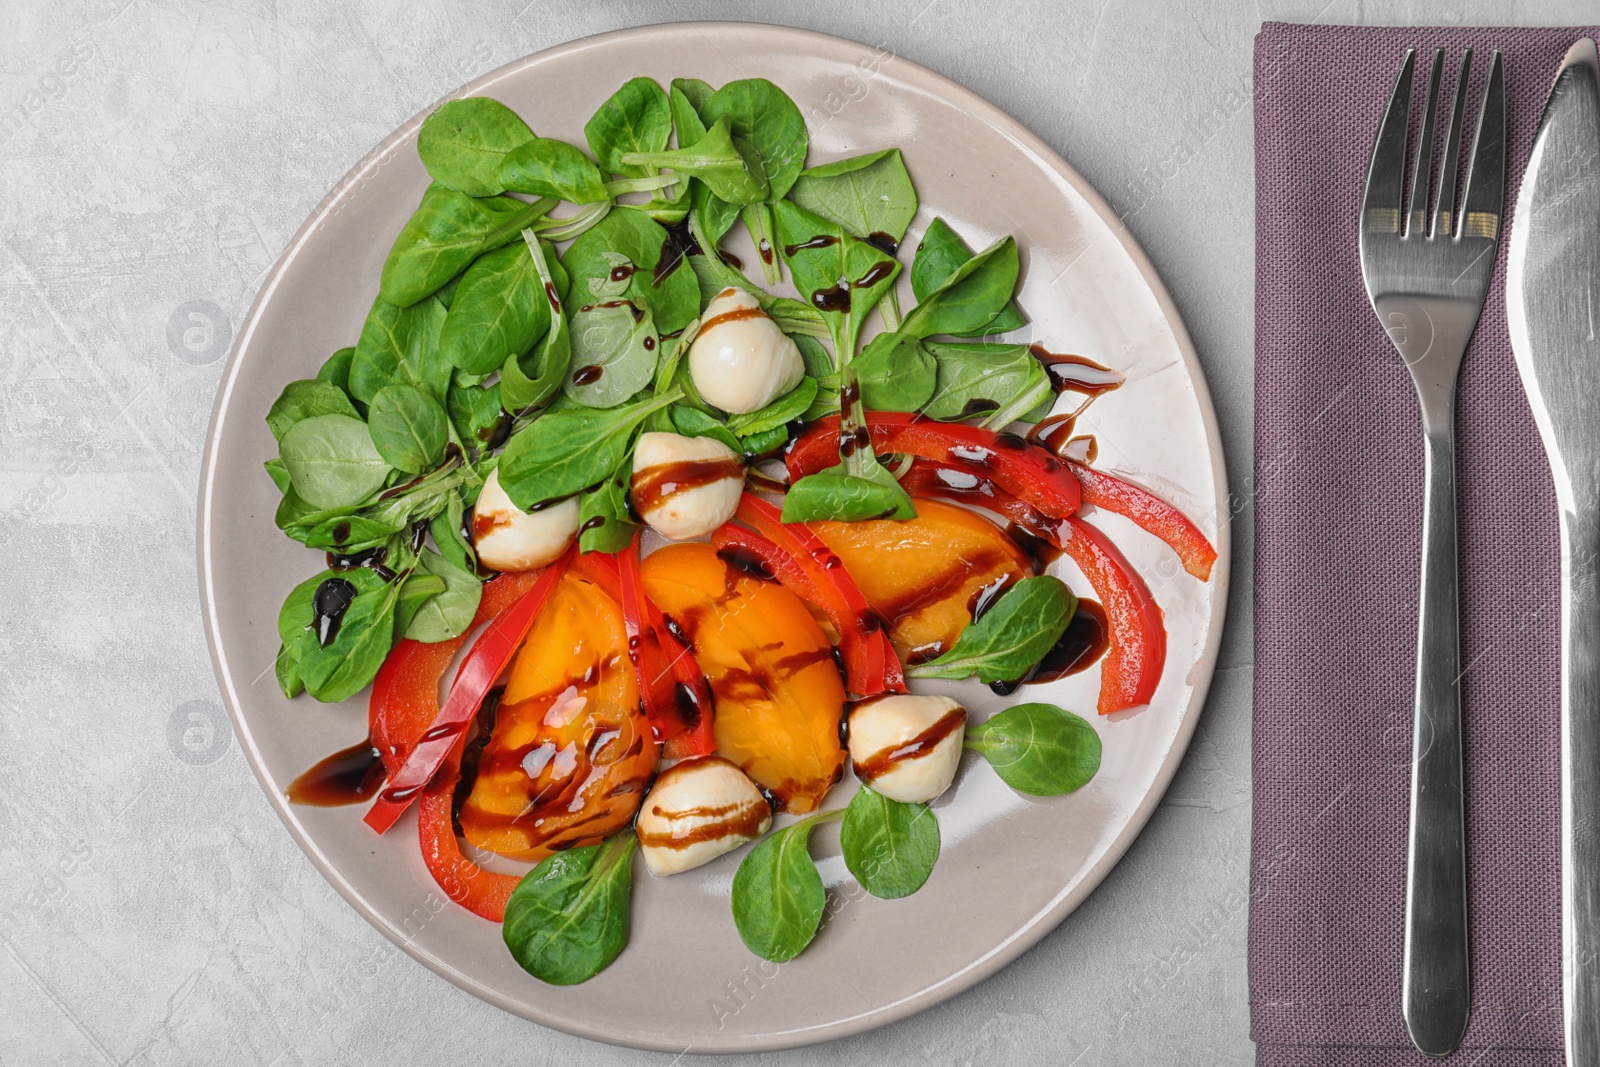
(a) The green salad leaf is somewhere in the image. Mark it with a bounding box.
[908,576,1075,684]
[839,785,940,899]
[279,413,392,510]
[417,97,535,197]
[503,833,637,985]
[730,809,841,962]
[966,703,1102,796]
[499,136,609,203]
[366,384,448,474]
[584,77,671,179]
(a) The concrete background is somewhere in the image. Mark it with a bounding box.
[0,1,1585,1064]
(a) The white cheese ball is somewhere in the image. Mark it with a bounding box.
[847,694,967,805]
[471,467,580,572]
[630,431,744,541]
[637,756,773,876]
[687,287,806,414]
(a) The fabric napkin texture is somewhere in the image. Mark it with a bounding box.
[1251,22,1590,1067]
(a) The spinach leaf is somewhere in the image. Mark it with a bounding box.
[788,149,918,249]
[773,199,900,368]
[781,462,915,523]
[562,207,698,335]
[438,240,550,376]
[921,341,1050,422]
[738,422,791,458]
[911,217,1025,336]
[366,384,448,474]
[497,389,679,510]
[703,79,808,283]
[966,703,1102,796]
[564,299,657,409]
[294,578,401,703]
[503,833,636,985]
[277,567,386,647]
[316,346,356,396]
[378,183,552,307]
[300,514,401,553]
[275,644,302,699]
[730,809,841,962]
[279,413,393,510]
[427,491,475,574]
[839,784,940,899]
[394,572,447,640]
[349,294,451,406]
[725,377,817,438]
[622,117,770,205]
[670,79,741,244]
[576,469,635,554]
[500,235,570,414]
[263,457,292,495]
[908,576,1075,683]
[670,403,743,453]
[584,77,671,179]
[499,136,609,203]
[447,378,506,454]
[266,379,358,441]
[403,549,482,642]
[901,233,1020,340]
[854,332,935,413]
[417,97,535,197]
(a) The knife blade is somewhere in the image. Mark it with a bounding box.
[1505,36,1600,1067]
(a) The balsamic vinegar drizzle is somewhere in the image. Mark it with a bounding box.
[286,735,387,806]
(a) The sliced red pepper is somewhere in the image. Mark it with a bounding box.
[369,570,545,776]
[899,460,1163,714]
[417,769,520,921]
[726,494,905,697]
[363,547,575,835]
[787,413,1082,519]
[1056,517,1166,714]
[367,570,549,921]
[1068,462,1217,581]
[572,549,717,760]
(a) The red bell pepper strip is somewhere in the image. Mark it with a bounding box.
[787,413,1082,519]
[363,547,575,835]
[899,460,1163,714]
[1056,517,1166,714]
[367,570,549,921]
[368,570,545,777]
[417,768,521,921]
[572,549,717,760]
[726,494,906,697]
[1067,462,1217,581]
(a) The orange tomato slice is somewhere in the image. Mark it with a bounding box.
[810,500,1032,665]
[457,571,657,861]
[640,543,846,814]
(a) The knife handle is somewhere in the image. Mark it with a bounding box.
[1403,416,1471,1057]
[1562,511,1600,1067]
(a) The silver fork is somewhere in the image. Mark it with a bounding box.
[1358,46,1505,1058]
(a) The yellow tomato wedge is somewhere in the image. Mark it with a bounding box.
[458,571,657,861]
[640,542,845,814]
[811,499,1032,665]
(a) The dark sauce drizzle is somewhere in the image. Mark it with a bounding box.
[286,736,387,806]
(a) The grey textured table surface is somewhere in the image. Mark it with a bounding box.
[0,1,1583,1064]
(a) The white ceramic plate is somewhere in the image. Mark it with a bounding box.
[197,21,1229,1054]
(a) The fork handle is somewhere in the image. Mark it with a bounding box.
[1403,410,1471,1057]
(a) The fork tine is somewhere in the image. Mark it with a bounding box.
[1434,50,1472,237]
[1459,50,1505,240]
[1408,49,1445,236]
[1363,49,1416,237]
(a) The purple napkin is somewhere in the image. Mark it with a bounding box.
[1250,22,1587,1066]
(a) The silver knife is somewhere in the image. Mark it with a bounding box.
[1506,37,1600,1067]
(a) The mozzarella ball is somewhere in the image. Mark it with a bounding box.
[631,431,744,541]
[637,756,773,876]
[471,468,580,572]
[847,694,966,805]
[688,287,806,414]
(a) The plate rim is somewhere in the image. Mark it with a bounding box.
[196,19,1232,1054]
